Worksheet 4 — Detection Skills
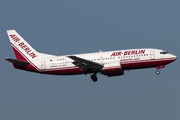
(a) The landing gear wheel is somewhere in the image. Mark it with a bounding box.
[91,75,98,82]
[156,70,160,75]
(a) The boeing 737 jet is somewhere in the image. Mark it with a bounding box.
[5,30,177,82]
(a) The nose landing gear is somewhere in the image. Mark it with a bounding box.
[156,65,165,75]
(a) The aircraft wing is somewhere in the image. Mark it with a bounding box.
[67,56,103,70]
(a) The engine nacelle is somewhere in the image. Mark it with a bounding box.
[101,62,124,77]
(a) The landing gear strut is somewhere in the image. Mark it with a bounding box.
[91,73,98,82]
[156,65,165,75]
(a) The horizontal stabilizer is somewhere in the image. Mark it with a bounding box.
[4,58,29,65]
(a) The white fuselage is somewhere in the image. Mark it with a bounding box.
[32,48,176,75]
[6,30,177,81]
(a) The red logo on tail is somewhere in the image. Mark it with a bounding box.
[9,35,37,58]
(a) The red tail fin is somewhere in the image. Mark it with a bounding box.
[11,44,27,61]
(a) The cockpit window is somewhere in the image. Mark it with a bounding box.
[160,51,168,54]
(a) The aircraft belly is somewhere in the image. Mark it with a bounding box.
[121,58,174,70]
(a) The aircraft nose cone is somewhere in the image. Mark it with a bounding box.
[174,56,177,60]
[172,55,177,61]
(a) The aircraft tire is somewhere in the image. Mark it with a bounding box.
[91,75,98,82]
[156,70,160,75]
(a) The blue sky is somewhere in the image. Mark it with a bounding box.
[0,1,180,120]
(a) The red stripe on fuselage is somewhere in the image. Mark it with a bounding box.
[41,58,175,75]
[121,58,175,70]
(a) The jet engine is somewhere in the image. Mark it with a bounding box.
[101,62,124,77]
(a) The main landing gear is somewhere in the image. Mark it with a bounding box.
[91,73,98,82]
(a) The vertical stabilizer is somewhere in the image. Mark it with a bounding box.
[7,30,39,62]
[7,30,56,72]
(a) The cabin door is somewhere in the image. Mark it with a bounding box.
[41,60,46,70]
[150,50,155,60]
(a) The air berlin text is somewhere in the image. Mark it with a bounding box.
[111,50,145,56]
[9,35,37,58]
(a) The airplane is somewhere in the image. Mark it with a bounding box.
[5,30,177,82]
